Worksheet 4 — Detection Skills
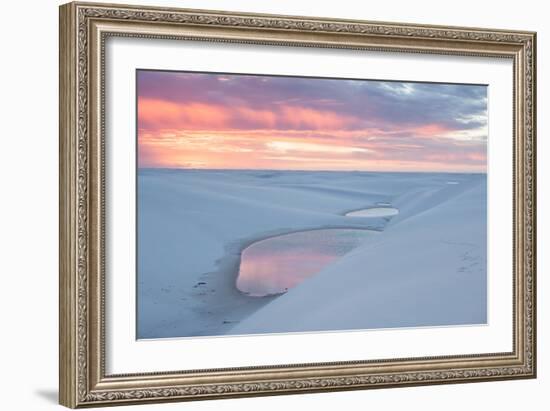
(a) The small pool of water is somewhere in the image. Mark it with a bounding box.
[345,207,399,218]
[236,229,375,297]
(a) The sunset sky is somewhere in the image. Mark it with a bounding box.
[137,70,487,172]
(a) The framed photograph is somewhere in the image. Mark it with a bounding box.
[59,1,537,408]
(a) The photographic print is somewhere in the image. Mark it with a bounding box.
[59,2,537,408]
[136,70,488,339]
[60,4,536,405]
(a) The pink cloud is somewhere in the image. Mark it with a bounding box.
[137,98,486,172]
[279,106,360,130]
[138,99,232,130]
[138,98,364,132]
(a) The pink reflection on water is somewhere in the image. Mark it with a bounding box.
[236,229,373,297]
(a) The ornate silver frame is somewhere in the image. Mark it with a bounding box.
[59,1,536,408]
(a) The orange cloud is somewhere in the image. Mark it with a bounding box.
[138,125,488,172]
[138,99,232,130]
[138,98,363,132]
[137,99,486,172]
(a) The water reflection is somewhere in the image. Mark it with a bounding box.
[345,207,399,218]
[236,229,375,297]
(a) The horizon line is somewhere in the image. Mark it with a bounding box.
[137,167,487,175]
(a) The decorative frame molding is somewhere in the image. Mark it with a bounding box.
[59,1,536,408]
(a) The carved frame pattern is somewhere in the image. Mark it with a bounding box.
[59,2,536,408]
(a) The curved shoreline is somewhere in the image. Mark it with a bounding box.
[181,224,382,337]
[345,207,399,218]
[236,227,380,296]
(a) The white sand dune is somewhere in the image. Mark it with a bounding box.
[137,170,486,338]
[231,180,486,335]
